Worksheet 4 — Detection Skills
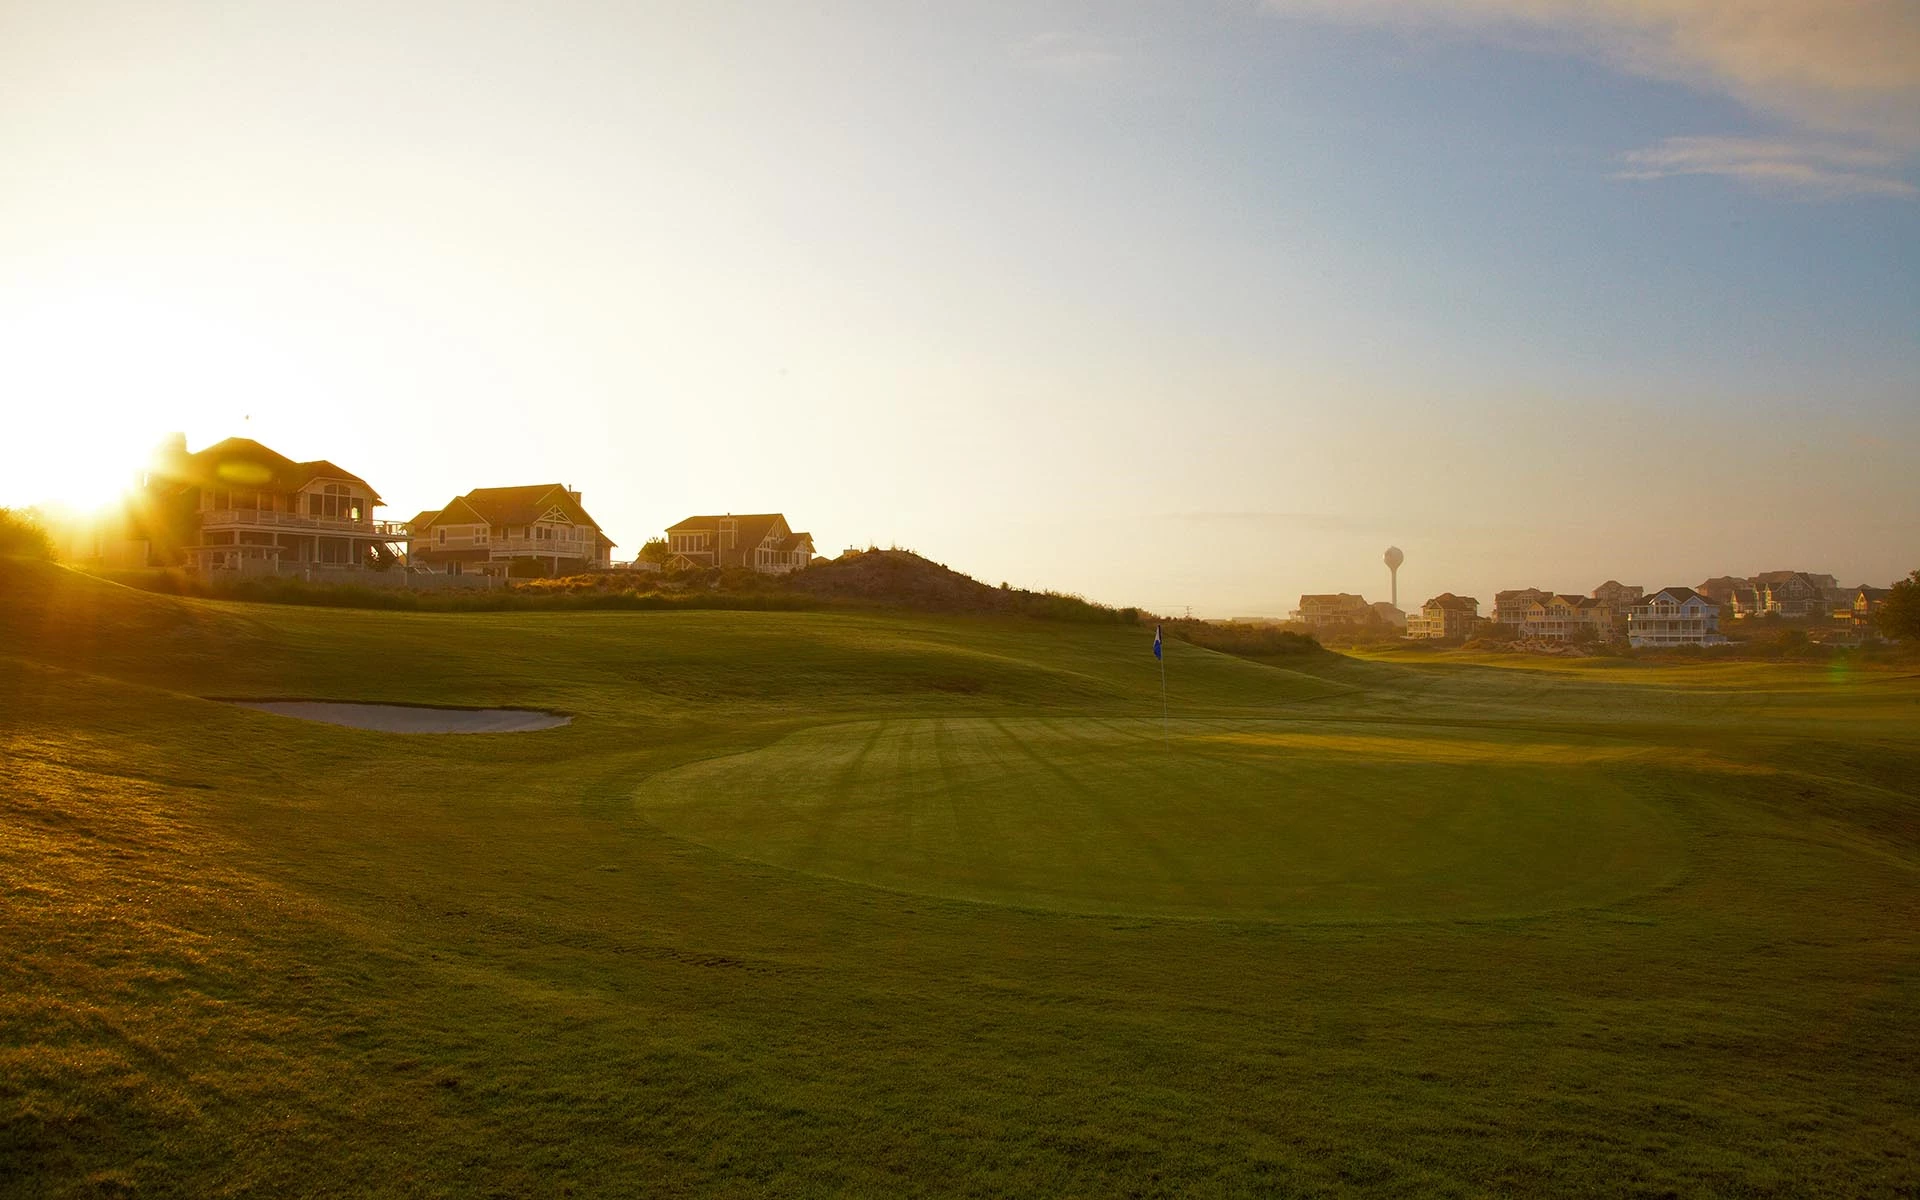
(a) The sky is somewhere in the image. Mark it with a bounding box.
[2,0,1916,617]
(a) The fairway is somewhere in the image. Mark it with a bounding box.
[640,716,1687,921]
[4,560,1917,1197]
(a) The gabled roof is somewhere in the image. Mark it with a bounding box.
[419,485,609,543]
[1424,593,1479,612]
[1646,586,1704,604]
[293,459,377,496]
[177,437,384,504]
[667,512,788,533]
[1532,594,1601,610]
[665,513,791,555]
[432,496,490,526]
[406,509,442,530]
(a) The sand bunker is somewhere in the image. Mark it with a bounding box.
[228,701,571,733]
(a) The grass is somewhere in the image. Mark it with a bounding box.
[639,717,1688,922]
[3,558,1917,1196]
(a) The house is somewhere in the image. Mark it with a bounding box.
[1291,593,1373,629]
[1628,587,1726,648]
[1838,585,1890,627]
[1406,593,1480,640]
[132,435,402,573]
[663,513,815,574]
[1694,576,1748,606]
[1753,571,1834,618]
[1370,602,1407,631]
[408,484,614,576]
[1518,594,1614,642]
[1493,588,1552,627]
[1590,581,1643,639]
[1591,580,1643,610]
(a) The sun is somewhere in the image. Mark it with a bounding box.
[0,414,155,517]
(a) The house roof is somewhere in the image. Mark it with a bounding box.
[406,509,442,530]
[666,513,788,533]
[1424,593,1479,612]
[179,437,384,504]
[665,513,794,556]
[1299,593,1368,605]
[1531,594,1602,609]
[1648,586,1704,604]
[419,485,611,544]
[294,458,373,492]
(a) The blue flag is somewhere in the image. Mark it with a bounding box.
[1153,624,1162,660]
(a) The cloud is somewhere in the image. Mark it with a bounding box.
[1011,32,1125,77]
[1616,135,1917,198]
[1261,1,1920,148]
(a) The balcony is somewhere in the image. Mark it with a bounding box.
[201,509,406,537]
[489,537,594,555]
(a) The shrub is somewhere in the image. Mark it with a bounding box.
[0,507,54,560]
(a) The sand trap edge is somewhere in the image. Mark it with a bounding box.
[217,699,573,734]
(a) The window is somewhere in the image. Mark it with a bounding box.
[436,529,445,546]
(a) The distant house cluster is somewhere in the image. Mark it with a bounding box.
[1295,569,1895,648]
[119,435,824,585]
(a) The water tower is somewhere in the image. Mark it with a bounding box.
[1384,546,1404,609]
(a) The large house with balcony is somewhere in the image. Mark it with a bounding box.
[1627,587,1726,647]
[1405,593,1480,640]
[1836,585,1890,628]
[408,484,614,576]
[663,513,814,574]
[1517,593,1615,642]
[1291,593,1373,629]
[134,435,402,573]
[1590,581,1643,639]
[1753,571,1838,618]
[1492,588,1552,627]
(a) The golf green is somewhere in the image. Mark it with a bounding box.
[637,716,1688,921]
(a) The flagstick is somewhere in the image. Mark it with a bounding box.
[1159,644,1168,745]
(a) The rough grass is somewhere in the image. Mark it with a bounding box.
[3,559,1918,1197]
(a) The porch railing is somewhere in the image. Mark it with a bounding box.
[201,509,406,536]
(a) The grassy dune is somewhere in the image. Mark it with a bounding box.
[3,559,1917,1196]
